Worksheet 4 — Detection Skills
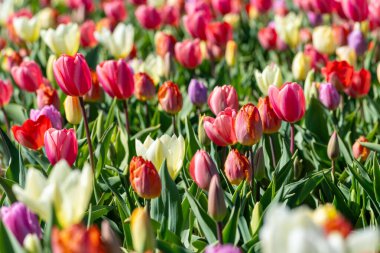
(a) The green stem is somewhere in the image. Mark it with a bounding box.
[79,97,95,173]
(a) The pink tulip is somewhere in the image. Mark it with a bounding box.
[129,0,146,5]
[0,79,13,107]
[234,103,263,146]
[341,0,369,22]
[203,107,237,146]
[183,11,210,40]
[80,20,97,48]
[160,5,180,27]
[174,39,203,69]
[53,53,92,97]
[211,0,240,15]
[44,128,78,166]
[96,59,134,100]
[208,85,239,115]
[135,5,161,30]
[185,1,213,18]
[250,0,272,13]
[189,150,218,190]
[104,1,127,23]
[268,82,305,123]
[224,149,251,185]
[11,60,43,92]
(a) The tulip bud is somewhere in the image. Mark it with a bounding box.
[41,23,80,56]
[327,131,340,161]
[155,32,176,59]
[225,40,237,66]
[80,20,97,48]
[224,149,251,185]
[292,52,311,81]
[64,96,82,125]
[206,21,233,48]
[134,72,156,102]
[253,147,265,181]
[101,220,122,253]
[11,60,44,92]
[131,207,156,253]
[312,26,336,55]
[254,63,283,96]
[342,0,369,22]
[208,175,227,222]
[188,79,208,107]
[258,27,277,50]
[0,79,13,108]
[352,136,370,162]
[250,202,263,235]
[293,157,303,179]
[304,70,318,107]
[318,83,340,110]
[198,115,211,146]
[23,234,42,253]
[104,1,127,23]
[158,81,183,114]
[208,85,239,115]
[174,39,202,69]
[12,16,40,43]
[348,29,367,56]
[235,103,263,146]
[46,54,56,84]
[44,128,78,166]
[135,5,161,30]
[257,97,282,134]
[189,150,218,190]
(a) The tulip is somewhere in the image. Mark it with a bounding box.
[12,115,52,150]
[174,39,202,69]
[13,161,93,227]
[188,79,208,107]
[53,53,92,97]
[80,20,97,48]
[274,12,302,48]
[12,16,40,42]
[205,244,242,253]
[84,70,103,102]
[64,96,82,125]
[345,68,371,99]
[44,128,78,166]
[66,0,94,12]
[203,108,237,146]
[11,60,44,92]
[189,150,218,190]
[135,5,161,30]
[198,115,211,146]
[30,105,62,129]
[312,26,336,55]
[336,46,357,66]
[352,136,369,162]
[304,70,318,107]
[322,61,354,91]
[211,0,234,15]
[36,82,60,110]
[208,85,239,115]
[131,207,156,253]
[160,5,180,27]
[347,29,367,56]
[95,23,134,59]
[36,8,55,29]
[307,12,323,27]
[313,204,352,238]
[342,0,369,22]
[129,156,161,199]
[250,0,272,12]
[183,11,210,40]
[369,0,380,28]
[41,23,79,56]
[332,25,348,47]
[224,149,251,185]
[255,63,283,96]
[158,81,183,114]
[134,72,156,102]
[318,83,340,110]
[0,0,13,26]
[208,175,227,222]
[234,103,263,146]
[257,97,282,134]
[327,131,340,161]
[225,40,237,66]
[206,21,233,48]
[135,134,185,179]
[0,79,13,108]
[0,202,42,244]
[23,234,42,253]
[155,32,176,59]
[101,220,122,253]
[258,27,277,50]
[104,1,127,23]
[52,224,105,252]
[292,52,311,80]
[303,44,328,70]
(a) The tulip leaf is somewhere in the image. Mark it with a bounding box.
[84,205,114,223]
[1,128,21,184]
[305,98,329,142]
[223,182,243,244]
[0,220,25,253]
[156,240,193,253]
[131,124,161,141]
[373,156,380,204]
[3,104,27,125]
[0,177,17,203]
[185,117,200,159]
[359,142,380,153]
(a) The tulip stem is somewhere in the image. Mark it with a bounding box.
[1,107,10,135]
[145,102,149,127]
[290,123,295,155]
[331,160,336,184]
[269,135,277,168]
[172,115,177,135]
[79,97,95,173]
[217,222,223,244]
[122,100,130,134]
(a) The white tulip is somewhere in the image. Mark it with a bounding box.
[0,0,13,26]
[13,16,41,43]
[41,23,80,56]
[255,63,283,96]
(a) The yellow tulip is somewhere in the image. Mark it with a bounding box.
[64,96,82,125]
[13,16,40,43]
[312,26,336,55]
[41,23,80,56]
[275,13,302,49]
[225,40,237,67]
[336,46,357,66]
[223,13,240,28]
[254,63,283,96]
[292,52,311,81]
[130,207,156,253]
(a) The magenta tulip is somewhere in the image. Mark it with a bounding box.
[44,128,78,166]
[30,105,63,129]
[208,85,239,115]
[135,5,161,30]
[341,0,369,22]
[11,60,43,92]
[183,11,210,40]
[189,150,218,190]
[203,107,237,146]
[103,1,127,23]
[175,39,203,69]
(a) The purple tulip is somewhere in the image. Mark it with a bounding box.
[30,105,63,129]
[205,244,242,253]
[318,83,340,110]
[0,202,42,244]
[307,12,323,27]
[348,30,367,56]
[188,79,208,106]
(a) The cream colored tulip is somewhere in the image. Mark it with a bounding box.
[135,135,165,172]
[64,96,82,125]
[13,161,93,228]
[131,207,156,253]
[313,26,336,55]
[41,23,80,56]
[23,234,43,253]
[13,16,40,43]
[0,0,13,26]
[94,23,134,59]
[304,70,317,106]
[275,13,302,49]
[336,46,357,66]
[292,52,311,81]
[37,8,56,29]
[254,63,283,96]
[129,55,165,85]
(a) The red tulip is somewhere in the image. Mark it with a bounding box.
[174,39,203,69]
[11,60,43,92]
[250,0,272,12]
[342,0,369,22]
[224,149,251,185]
[160,5,180,27]
[158,81,183,114]
[129,0,146,5]
[103,1,127,23]
[211,0,240,15]
[310,0,334,14]
[66,0,94,12]
[322,60,354,91]
[234,103,263,146]
[134,73,156,102]
[369,0,380,28]
[258,27,277,50]
[155,32,176,59]
[96,59,134,100]
[352,136,369,162]
[345,68,371,99]
[53,53,92,97]
[183,11,210,40]
[135,5,161,30]
[12,115,52,150]
[129,156,161,199]
[0,79,13,108]
[206,21,233,48]
[257,97,282,134]
[268,82,306,123]
[203,107,237,146]
[189,150,218,190]
[208,85,239,115]
[44,128,78,166]
[36,81,60,110]
[80,20,97,48]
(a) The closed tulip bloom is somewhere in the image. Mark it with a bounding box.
[318,83,340,110]
[104,1,127,23]
[327,131,340,161]
[312,26,336,55]
[12,115,52,150]
[257,97,282,134]
[322,60,354,91]
[235,103,263,146]
[342,0,368,22]
[53,53,92,97]
[0,202,42,244]
[211,0,235,15]
[183,11,210,40]
[307,12,323,27]
[134,72,156,101]
[332,25,348,47]
[203,108,237,146]
[84,70,104,102]
[206,22,233,48]
[347,29,367,56]
[225,40,237,66]
[96,59,134,100]
[268,82,306,123]
[345,68,371,99]
[250,0,272,12]
[224,149,251,185]
[64,96,82,125]
[131,208,156,253]
[36,82,60,110]
[155,32,176,59]
[11,60,44,92]
[12,16,40,42]
[198,115,211,146]
[352,136,369,161]
[135,5,161,30]
[369,0,380,28]
[189,150,218,190]
[175,39,202,69]
[95,23,134,59]
[208,85,239,115]
[30,105,62,129]
[304,44,328,70]
[208,175,227,222]
[205,244,242,253]
[160,5,180,27]
[0,79,13,107]
[41,23,80,56]
[336,46,357,66]
[258,27,277,50]
[158,81,183,114]
[80,20,97,48]
[188,79,208,106]
[129,156,161,199]
[275,12,302,48]
[44,128,78,166]
[292,51,311,80]
[255,63,283,96]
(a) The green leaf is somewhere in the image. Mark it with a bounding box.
[0,177,17,203]
[84,205,114,223]
[185,117,200,159]
[223,182,243,244]
[156,240,193,253]
[1,128,21,184]
[360,142,380,153]
[373,156,380,203]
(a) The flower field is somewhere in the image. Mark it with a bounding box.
[0,0,380,252]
